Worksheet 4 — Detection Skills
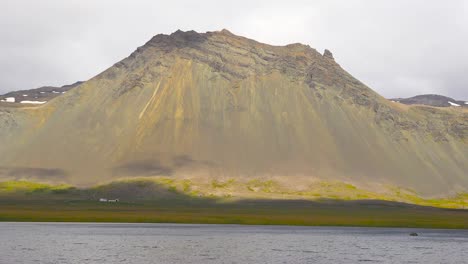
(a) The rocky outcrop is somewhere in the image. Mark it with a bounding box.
[323,49,334,60]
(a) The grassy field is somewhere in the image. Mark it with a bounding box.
[0,180,467,228]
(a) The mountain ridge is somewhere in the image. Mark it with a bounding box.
[390,94,467,108]
[0,81,83,106]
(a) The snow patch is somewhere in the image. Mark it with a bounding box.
[20,100,47,105]
[23,94,28,96]
[5,97,15,103]
[52,91,60,94]
[448,101,460,107]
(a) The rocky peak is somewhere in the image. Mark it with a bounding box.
[323,49,334,60]
[219,28,235,35]
[144,30,207,51]
[170,29,205,42]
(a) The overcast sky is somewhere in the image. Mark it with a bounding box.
[0,0,467,99]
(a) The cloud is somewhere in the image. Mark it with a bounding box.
[0,0,466,99]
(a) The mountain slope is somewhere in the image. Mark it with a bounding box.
[390,94,467,108]
[0,29,467,195]
[0,81,82,105]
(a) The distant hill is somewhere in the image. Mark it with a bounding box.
[390,94,467,107]
[0,29,466,196]
[0,81,82,105]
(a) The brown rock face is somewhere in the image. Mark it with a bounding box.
[0,30,466,195]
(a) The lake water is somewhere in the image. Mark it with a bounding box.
[0,223,467,264]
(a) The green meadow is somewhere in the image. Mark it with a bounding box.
[0,179,467,228]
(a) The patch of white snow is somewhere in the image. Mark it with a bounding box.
[20,100,47,105]
[448,101,460,107]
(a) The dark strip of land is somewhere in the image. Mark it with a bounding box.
[1,198,467,229]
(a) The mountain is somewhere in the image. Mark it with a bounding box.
[390,94,467,108]
[0,29,466,196]
[0,81,83,105]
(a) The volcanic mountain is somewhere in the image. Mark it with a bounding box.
[0,29,466,196]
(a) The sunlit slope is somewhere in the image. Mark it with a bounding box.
[0,29,466,195]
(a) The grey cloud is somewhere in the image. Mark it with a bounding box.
[0,0,466,99]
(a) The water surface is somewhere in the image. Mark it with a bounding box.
[0,223,466,263]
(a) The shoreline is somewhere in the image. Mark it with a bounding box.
[2,221,468,232]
